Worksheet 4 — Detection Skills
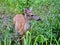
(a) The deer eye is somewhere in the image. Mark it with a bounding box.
[31,15,34,17]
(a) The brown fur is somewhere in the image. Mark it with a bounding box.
[13,14,26,35]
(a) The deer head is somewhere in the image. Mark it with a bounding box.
[23,7,41,21]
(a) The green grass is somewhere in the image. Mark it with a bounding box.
[0,0,60,45]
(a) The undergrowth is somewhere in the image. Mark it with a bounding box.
[0,0,60,45]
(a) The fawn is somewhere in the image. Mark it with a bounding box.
[13,8,41,36]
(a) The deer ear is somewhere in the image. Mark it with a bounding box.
[29,7,32,11]
[24,9,28,13]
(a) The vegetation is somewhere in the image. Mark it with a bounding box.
[0,0,60,45]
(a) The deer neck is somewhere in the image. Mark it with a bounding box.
[23,14,30,32]
[23,13,30,22]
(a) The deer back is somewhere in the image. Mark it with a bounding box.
[13,14,26,35]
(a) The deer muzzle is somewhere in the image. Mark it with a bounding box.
[31,15,41,21]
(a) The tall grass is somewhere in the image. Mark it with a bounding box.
[0,0,60,45]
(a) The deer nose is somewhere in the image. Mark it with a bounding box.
[37,18,41,21]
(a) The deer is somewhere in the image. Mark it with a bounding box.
[13,7,41,45]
